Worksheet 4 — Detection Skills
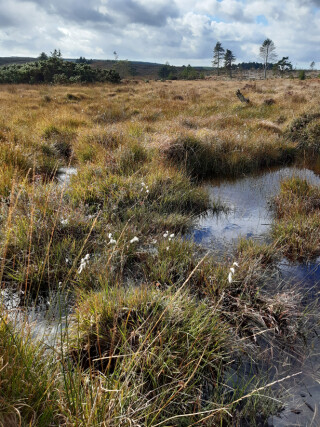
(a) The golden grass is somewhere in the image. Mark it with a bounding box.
[0,77,319,187]
[1,77,319,425]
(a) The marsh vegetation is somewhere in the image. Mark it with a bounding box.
[1,77,320,425]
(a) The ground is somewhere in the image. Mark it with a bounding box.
[0,77,320,426]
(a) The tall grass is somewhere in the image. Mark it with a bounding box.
[272,177,320,260]
[1,78,319,425]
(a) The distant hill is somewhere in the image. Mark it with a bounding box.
[0,57,212,79]
[0,57,35,66]
[91,60,212,79]
[2,57,311,80]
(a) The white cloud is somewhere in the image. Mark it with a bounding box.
[0,0,319,67]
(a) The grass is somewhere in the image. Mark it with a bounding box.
[0,314,57,426]
[272,176,320,260]
[1,77,320,425]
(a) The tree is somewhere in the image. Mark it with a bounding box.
[310,61,315,71]
[259,38,277,79]
[38,52,48,61]
[76,56,93,64]
[50,49,62,58]
[224,49,236,78]
[212,42,225,76]
[158,64,172,79]
[274,57,292,77]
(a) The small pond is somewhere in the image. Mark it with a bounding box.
[193,166,320,248]
[192,164,320,426]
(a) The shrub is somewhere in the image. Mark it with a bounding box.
[0,56,121,85]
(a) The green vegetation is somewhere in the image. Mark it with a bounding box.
[273,177,320,260]
[0,53,120,84]
[0,316,57,425]
[164,134,295,179]
[158,63,204,80]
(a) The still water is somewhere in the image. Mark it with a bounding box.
[192,164,320,426]
[193,166,320,247]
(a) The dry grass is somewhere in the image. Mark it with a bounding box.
[273,177,320,260]
[1,77,320,425]
[0,78,319,185]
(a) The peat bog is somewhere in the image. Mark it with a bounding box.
[1,78,320,426]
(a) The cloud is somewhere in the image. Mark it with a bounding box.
[18,0,179,26]
[0,0,319,67]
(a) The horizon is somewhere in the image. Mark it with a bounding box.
[0,55,316,71]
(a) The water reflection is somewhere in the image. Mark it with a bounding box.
[194,166,320,248]
[2,289,71,347]
[192,164,320,425]
[57,167,77,186]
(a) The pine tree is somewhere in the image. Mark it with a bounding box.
[259,39,277,79]
[212,42,225,76]
[274,57,292,77]
[224,49,236,78]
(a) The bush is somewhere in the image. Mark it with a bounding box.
[298,70,306,80]
[0,56,121,85]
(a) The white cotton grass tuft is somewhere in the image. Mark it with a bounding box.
[108,232,117,245]
[164,231,175,241]
[78,254,90,274]
[227,261,239,284]
[130,236,139,244]
[141,182,149,193]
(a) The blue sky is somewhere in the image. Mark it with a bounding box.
[1,0,319,68]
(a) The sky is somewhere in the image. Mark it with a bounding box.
[1,0,320,67]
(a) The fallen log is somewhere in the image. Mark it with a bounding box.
[236,89,250,104]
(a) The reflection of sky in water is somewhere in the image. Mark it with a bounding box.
[193,166,320,248]
[192,166,320,425]
[57,167,77,186]
[2,290,70,347]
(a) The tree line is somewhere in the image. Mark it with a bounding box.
[213,39,295,78]
[158,63,205,80]
[0,50,121,84]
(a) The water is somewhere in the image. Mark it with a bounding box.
[193,166,320,249]
[192,164,320,426]
[57,166,77,186]
[2,288,71,347]
[4,162,320,423]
